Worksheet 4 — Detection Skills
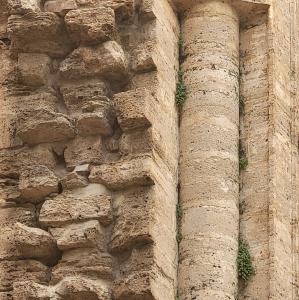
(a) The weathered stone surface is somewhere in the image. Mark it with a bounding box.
[131,41,157,72]
[51,248,113,283]
[60,80,109,115]
[0,178,21,202]
[12,281,52,300]
[17,110,75,145]
[0,202,36,227]
[0,146,56,178]
[64,135,103,170]
[109,187,153,252]
[0,291,12,300]
[55,277,111,300]
[7,0,41,14]
[89,156,156,190]
[18,53,52,87]
[49,220,106,251]
[113,88,154,132]
[59,41,127,81]
[60,171,88,190]
[0,260,48,292]
[0,223,59,265]
[39,188,112,227]
[65,7,116,45]
[7,12,72,57]
[44,0,77,13]
[19,165,59,203]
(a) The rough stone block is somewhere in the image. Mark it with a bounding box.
[64,135,103,170]
[113,88,154,131]
[51,248,113,283]
[77,109,114,137]
[39,189,112,227]
[0,146,56,179]
[8,0,41,14]
[131,41,157,72]
[65,7,116,45]
[17,110,75,145]
[19,165,59,203]
[12,281,52,300]
[49,220,106,251]
[7,12,72,57]
[89,156,156,190]
[0,291,12,300]
[0,260,48,292]
[55,277,111,300]
[60,80,109,115]
[18,53,52,87]
[0,178,21,202]
[44,0,77,13]
[60,171,88,190]
[0,223,59,265]
[0,203,36,227]
[59,41,127,81]
[109,187,153,252]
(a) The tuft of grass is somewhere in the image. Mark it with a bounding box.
[176,68,186,106]
[239,150,248,170]
[176,232,183,243]
[238,240,255,281]
[176,203,183,221]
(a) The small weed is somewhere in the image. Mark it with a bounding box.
[176,203,183,221]
[176,68,186,106]
[238,240,254,281]
[176,232,183,243]
[239,155,248,171]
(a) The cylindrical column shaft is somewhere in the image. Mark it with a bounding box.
[178,1,239,299]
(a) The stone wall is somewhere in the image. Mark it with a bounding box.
[0,0,179,299]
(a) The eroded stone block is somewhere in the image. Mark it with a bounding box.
[64,135,103,170]
[131,41,157,72]
[39,189,112,227]
[114,88,154,131]
[17,110,75,145]
[0,178,21,202]
[8,0,41,14]
[18,53,52,87]
[0,203,36,227]
[7,12,72,57]
[19,165,59,203]
[0,223,59,265]
[51,248,113,283]
[89,156,156,190]
[12,281,52,300]
[0,260,48,292]
[60,80,109,115]
[49,220,106,251]
[60,171,88,190]
[44,0,77,13]
[65,7,116,45]
[55,277,111,300]
[109,187,153,252]
[59,41,127,81]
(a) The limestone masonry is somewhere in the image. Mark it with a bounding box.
[0,0,298,299]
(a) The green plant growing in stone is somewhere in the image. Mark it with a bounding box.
[239,154,248,171]
[238,240,254,281]
[176,203,183,243]
[176,68,186,106]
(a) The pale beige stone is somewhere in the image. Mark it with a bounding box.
[39,189,112,227]
[60,171,88,190]
[65,7,116,45]
[19,165,59,203]
[44,0,77,13]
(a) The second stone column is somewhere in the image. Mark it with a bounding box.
[178,0,239,299]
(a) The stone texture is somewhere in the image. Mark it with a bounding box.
[7,12,72,57]
[64,135,103,170]
[17,53,52,87]
[39,188,112,227]
[89,156,157,190]
[19,165,59,203]
[113,88,155,132]
[60,171,88,190]
[0,260,48,292]
[44,0,78,13]
[65,7,116,45]
[59,41,127,81]
[51,248,113,283]
[0,222,59,265]
[7,0,41,14]
[49,220,106,251]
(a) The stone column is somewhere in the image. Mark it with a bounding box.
[178,1,239,299]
